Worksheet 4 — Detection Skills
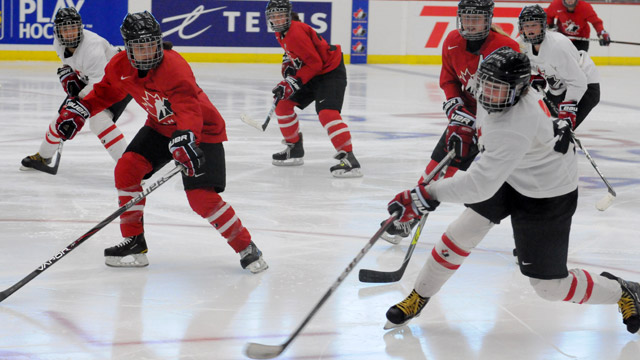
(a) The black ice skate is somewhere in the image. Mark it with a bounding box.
[272,133,304,166]
[602,271,640,334]
[104,233,149,267]
[239,241,268,274]
[20,152,60,175]
[381,218,419,245]
[330,150,363,178]
[384,289,430,330]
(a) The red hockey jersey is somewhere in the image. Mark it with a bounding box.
[546,0,604,39]
[276,21,342,84]
[440,30,520,115]
[82,50,227,144]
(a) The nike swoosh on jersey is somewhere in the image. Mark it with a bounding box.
[448,46,458,50]
[120,75,131,80]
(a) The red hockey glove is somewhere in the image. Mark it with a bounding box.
[281,54,297,78]
[387,186,440,222]
[169,130,205,177]
[446,122,477,161]
[558,100,578,129]
[57,65,86,97]
[56,98,90,140]
[530,74,547,92]
[598,30,611,46]
[272,76,303,100]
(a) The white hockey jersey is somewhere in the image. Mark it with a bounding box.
[520,31,599,102]
[53,29,119,98]
[427,91,578,203]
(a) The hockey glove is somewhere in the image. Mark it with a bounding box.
[57,65,86,97]
[281,54,297,78]
[446,122,477,161]
[169,130,205,177]
[558,100,578,129]
[56,98,90,140]
[598,30,611,46]
[387,186,440,222]
[272,76,303,100]
[552,118,574,154]
[530,74,547,92]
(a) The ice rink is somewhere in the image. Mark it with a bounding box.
[1,61,639,360]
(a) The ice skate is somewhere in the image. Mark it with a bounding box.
[330,150,362,178]
[239,241,268,274]
[601,272,640,334]
[20,152,58,175]
[384,289,430,330]
[272,133,304,166]
[104,233,149,267]
[381,218,419,245]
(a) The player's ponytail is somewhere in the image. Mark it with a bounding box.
[490,24,510,37]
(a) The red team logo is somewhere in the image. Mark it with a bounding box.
[353,25,366,36]
[352,41,365,53]
[353,8,367,20]
[420,5,522,48]
[141,91,175,124]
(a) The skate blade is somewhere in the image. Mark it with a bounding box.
[331,168,363,178]
[246,257,269,274]
[272,158,304,166]
[384,319,411,330]
[105,254,149,267]
[380,232,403,245]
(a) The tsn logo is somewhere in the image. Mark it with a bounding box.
[420,5,522,48]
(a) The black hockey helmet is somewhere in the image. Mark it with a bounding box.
[562,0,579,10]
[266,0,292,33]
[474,47,531,113]
[518,5,547,45]
[457,0,494,41]
[121,11,164,70]
[53,7,83,48]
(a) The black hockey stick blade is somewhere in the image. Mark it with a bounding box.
[244,212,400,359]
[0,165,183,303]
[23,142,63,175]
[359,214,428,283]
[260,98,279,131]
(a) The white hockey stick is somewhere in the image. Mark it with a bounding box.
[240,98,279,132]
[571,134,616,211]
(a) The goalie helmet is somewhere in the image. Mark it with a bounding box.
[518,5,547,45]
[474,47,531,113]
[121,11,164,70]
[266,0,292,33]
[457,0,494,41]
[54,7,83,48]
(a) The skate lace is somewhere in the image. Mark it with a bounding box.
[618,291,639,320]
[28,153,47,163]
[396,290,427,317]
[276,141,295,155]
[116,237,134,248]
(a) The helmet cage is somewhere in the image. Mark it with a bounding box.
[518,6,547,45]
[457,7,493,41]
[125,35,164,71]
[266,6,291,32]
[54,19,83,48]
[475,72,528,113]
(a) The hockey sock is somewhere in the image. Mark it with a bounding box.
[275,99,301,143]
[38,121,62,159]
[531,269,622,304]
[414,208,493,297]
[90,111,127,161]
[115,152,152,237]
[186,189,252,252]
[318,109,352,152]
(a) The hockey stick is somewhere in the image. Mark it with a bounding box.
[565,36,640,46]
[240,98,279,132]
[23,142,63,175]
[0,165,184,303]
[244,212,399,359]
[571,134,616,211]
[358,151,455,283]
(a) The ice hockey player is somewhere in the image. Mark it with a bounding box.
[545,0,611,52]
[381,0,519,244]
[54,11,268,273]
[20,7,130,174]
[382,47,639,337]
[519,4,600,128]
[265,0,362,178]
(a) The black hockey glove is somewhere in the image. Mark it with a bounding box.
[552,118,574,154]
[169,130,205,177]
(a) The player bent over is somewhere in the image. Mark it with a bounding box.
[54,12,267,273]
[21,7,130,174]
[383,48,639,335]
[381,0,519,243]
[265,0,362,178]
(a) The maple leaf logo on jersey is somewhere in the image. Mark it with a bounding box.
[562,20,580,35]
[141,91,175,124]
